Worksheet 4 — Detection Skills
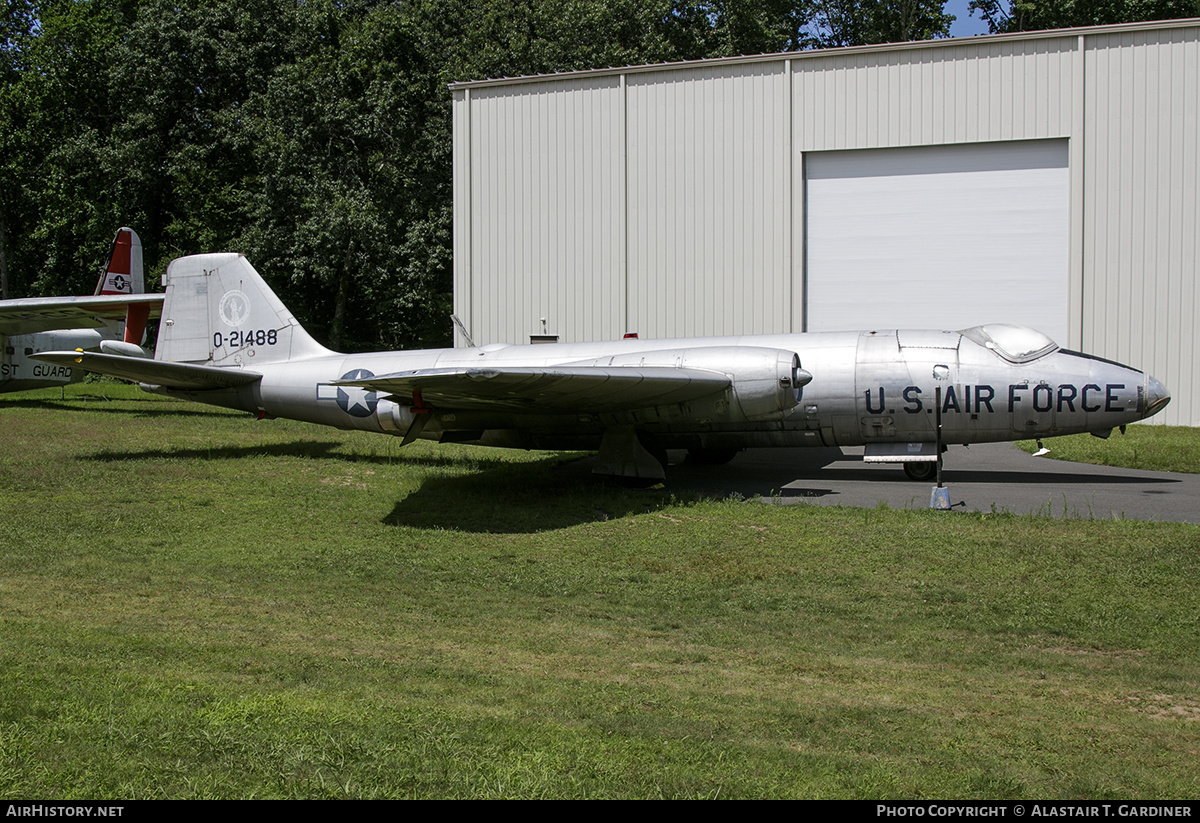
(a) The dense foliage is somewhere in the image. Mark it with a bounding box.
[4,0,1194,349]
[969,0,1199,33]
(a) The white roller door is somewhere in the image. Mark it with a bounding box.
[805,140,1069,341]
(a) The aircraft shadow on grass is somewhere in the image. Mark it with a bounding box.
[3,397,247,419]
[80,440,350,462]
[380,448,898,533]
[382,455,708,534]
[75,434,1182,531]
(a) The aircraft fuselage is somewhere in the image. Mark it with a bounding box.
[0,329,102,393]
[34,252,1169,481]
[149,325,1166,454]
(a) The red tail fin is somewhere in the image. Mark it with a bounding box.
[95,228,144,296]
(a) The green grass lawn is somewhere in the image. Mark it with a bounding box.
[2,383,1199,798]
[1018,426,1200,474]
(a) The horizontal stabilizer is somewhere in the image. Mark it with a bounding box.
[32,350,260,391]
[0,294,164,336]
[335,366,732,414]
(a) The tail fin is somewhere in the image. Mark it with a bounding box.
[95,227,144,296]
[93,227,152,349]
[156,253,332,366]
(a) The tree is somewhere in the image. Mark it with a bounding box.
[2,0,138,296]
[0,1,42,297]
[104,0,310,281]
[969,0,1200,33]
[239,3,452,350]
[807,0,955,47]
[4,0,974,344]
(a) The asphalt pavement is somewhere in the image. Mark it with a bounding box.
[610,443,1200,523]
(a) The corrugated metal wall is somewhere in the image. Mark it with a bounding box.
[1081,26,1200,428]
[454,77,626,346]
[626,64,791,338]
[452,20,1200,426]
[793,38,1074,150]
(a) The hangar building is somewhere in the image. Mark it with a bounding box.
[450,19,1200,427]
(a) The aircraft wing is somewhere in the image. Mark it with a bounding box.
[31,351,261,391]
[0,294,164,336]
[337,366,732,413]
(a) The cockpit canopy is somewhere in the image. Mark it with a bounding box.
[959,324,1059,363]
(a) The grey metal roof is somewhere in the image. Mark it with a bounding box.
[448,17,1200,90]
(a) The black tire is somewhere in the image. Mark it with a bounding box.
[903,461,936,482]
[611,475,663,489]
[685,447,740,466]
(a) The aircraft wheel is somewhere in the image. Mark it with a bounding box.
[902,461,936,482]
[612,475,663,490]
[685,447,740,466]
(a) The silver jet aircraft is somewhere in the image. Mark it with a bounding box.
[1,228,163,393]
[34,252,1170,481]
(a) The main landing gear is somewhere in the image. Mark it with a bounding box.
[902,461,936,482]
[593,426,667,484]
[902,445,947,482]
[685,447,740,466]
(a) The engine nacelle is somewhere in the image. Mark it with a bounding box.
[100,339,150,358]
[575,346,809,422]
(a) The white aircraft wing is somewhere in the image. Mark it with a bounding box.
[336,366,732,413]
[32,351,260,391]
[0,294,164,336]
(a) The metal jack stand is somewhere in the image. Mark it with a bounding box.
[930,386,951,510]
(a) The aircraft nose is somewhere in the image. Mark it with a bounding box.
[1142,374,1171,418]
